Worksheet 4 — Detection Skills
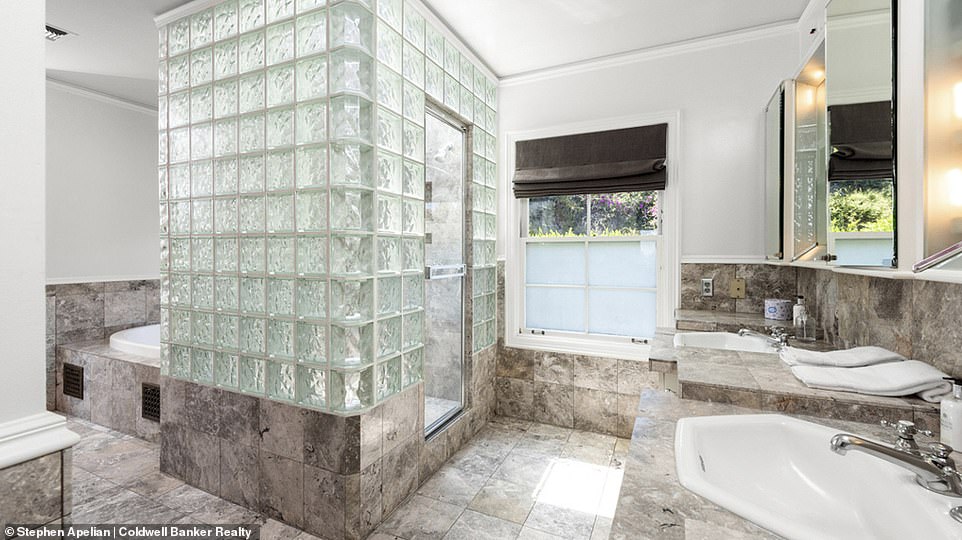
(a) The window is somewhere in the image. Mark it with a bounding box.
[522,191,661,339]
[828,178,895,266]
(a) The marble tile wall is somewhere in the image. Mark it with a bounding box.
[0,450,71,532]
[46,280,160,410]
[679,263,797,313]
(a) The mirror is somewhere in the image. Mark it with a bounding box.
[793,44,827,261]
[765,83,786,260]
[824,0,896,266]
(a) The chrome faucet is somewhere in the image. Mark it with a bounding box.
[830,420,962,498]
[737,327,788,349]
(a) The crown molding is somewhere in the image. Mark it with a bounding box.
[46,78,157,115]
[499,20,798,88]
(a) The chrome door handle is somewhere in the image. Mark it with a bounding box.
[425,264,466,280]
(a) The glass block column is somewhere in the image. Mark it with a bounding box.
[159,0,498,416]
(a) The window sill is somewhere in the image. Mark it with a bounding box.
[504,331,651,361]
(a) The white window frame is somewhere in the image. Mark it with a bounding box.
[503,111,681,361]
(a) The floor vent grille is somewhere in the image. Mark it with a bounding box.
[142,383,161,422]
[63,363,84,399]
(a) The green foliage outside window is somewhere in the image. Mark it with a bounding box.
[829,180,894,233]
[528,192,659,237]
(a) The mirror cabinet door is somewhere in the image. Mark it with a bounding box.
[765,84,785,260]
[793,45,826,261]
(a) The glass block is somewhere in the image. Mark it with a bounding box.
[402,121,424,162]
[424,60,442,101]
[331,234,372,275]
[169,19,190,56]
[170,201,190,234]
[160,238,169,271]
[191,123,213,160]
[190,86,213,125]
[376,235,401,273]
[159,167,170,200]
[171,309,191,343]
[266,150,294,191]
[377,24,402,73]
[267,235,296,274]
[159,26,169,60]
[297,365,327,407]
[191,10,214,48]
[238,30,265,73]
[192,312,213,345]
[296,101,328,145]
[215,236,238,271]
[169,127,190,163]
[330,323,373,366]
[443,74,459,111]
[296,279,327,320]
[192,349,214,382]
[241,276,266,313]
[214,0,239,40]
[159,131,168,165]
[295,145,328,189]
[330,143,374,186]
[266,64,295,107]
[192,199,213,234]
[484,213,496,239]
[214,80,238,118]
[330,1,373,52]
[376,65,403,113]
[267,278,295,316]
[297,321,327,363]
[376,107,402,153]
[330,48,374,98]
[266,194,294,232]
[377,193,401,233]
[239,196,265,231]
[215,352,238,388]
[267,0,295,21]
[401,237,423,271]
[215,275,239,311]
[269,356,308,392]
[239,0,266,32]
[267,107,295,149]
[402,81,424,124]
[268,320,295,359]
[239,355,265,393]
[170,239,190,271]
[159,96,169,130]
[402,198,423,235]
[170,345,190,378]
[375,356,401,400]
[296,55,328,101]
[239,72,265,114]
[296,190,327,231]
[377,275,401,316]
[402,310,423,349]
[474,67,486,98]
[170,273,190,306]
[401,41,424,88]
[263,25,293,69]
[296,235,328,275]
[330,94,372,142]
[402,273,423,311]
[331,278,373,322]
[330,367,374,411]
[239,236,266,273]
[168,54,190,93]
[296,9,328,56]
[460,85,473,120]
[214,119,237,157]
[159,202,169,235]
[403,2,424,48]
[191,48,213,86]
[376,151,402,193]
[401,346,422,386]
[377,315,401,359]
[239,113,265,153]
[238,154,265,193]
[460,55,474,88]
[297,0,326,13]
[378,0,401,30]
[240,316,266,353]
[192,238,214,272]
[424,23,443,65]
[169,91,189,128]
[331,188,373,231]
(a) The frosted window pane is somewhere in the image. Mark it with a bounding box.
[587,289,655,337]
[587,241,657,288]
[525,243,585,285]
[525,287,584,332]
[834,237,894,267]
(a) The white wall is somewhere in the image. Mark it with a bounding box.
[46,84,158,283]
[498,29,799,260]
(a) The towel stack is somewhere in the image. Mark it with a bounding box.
[780,346,952,403]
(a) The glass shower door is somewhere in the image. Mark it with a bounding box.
[423,109,465,434]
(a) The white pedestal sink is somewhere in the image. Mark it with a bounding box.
[675,414,961,539]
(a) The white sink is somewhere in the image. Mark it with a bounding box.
[672,331,776,354]
[675,414,960,539]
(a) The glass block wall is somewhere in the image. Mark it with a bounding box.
[157,0,497,415]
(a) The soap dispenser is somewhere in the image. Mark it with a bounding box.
[792,296,815,342]
[941,378,962,447]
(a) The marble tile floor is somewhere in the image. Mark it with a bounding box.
[375,416,630,540]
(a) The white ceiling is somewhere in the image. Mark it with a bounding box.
[423,0,811,78]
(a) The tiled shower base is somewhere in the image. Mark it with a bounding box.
[66,415,627,540]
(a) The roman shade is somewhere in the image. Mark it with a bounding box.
[512,124,667,198]
[828,101,893,181]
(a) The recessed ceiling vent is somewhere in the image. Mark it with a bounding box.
[45,25,71,42]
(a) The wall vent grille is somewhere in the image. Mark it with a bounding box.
[142,383,161,422]
[63,363,84,399]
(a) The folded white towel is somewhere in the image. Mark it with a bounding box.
[780,345,906,368]
[791,360,952,403]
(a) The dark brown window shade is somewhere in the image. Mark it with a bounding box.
[828,101,893,181]
[512,124,667,198]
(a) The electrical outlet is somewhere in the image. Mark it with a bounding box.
[701,278,713,297]
[730,277,746,299]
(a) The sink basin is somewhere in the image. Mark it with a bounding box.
[672,331,777,354]
[675,414,960,539]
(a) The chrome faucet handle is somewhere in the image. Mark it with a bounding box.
[925,442,957,470]
[880,420,932,453]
